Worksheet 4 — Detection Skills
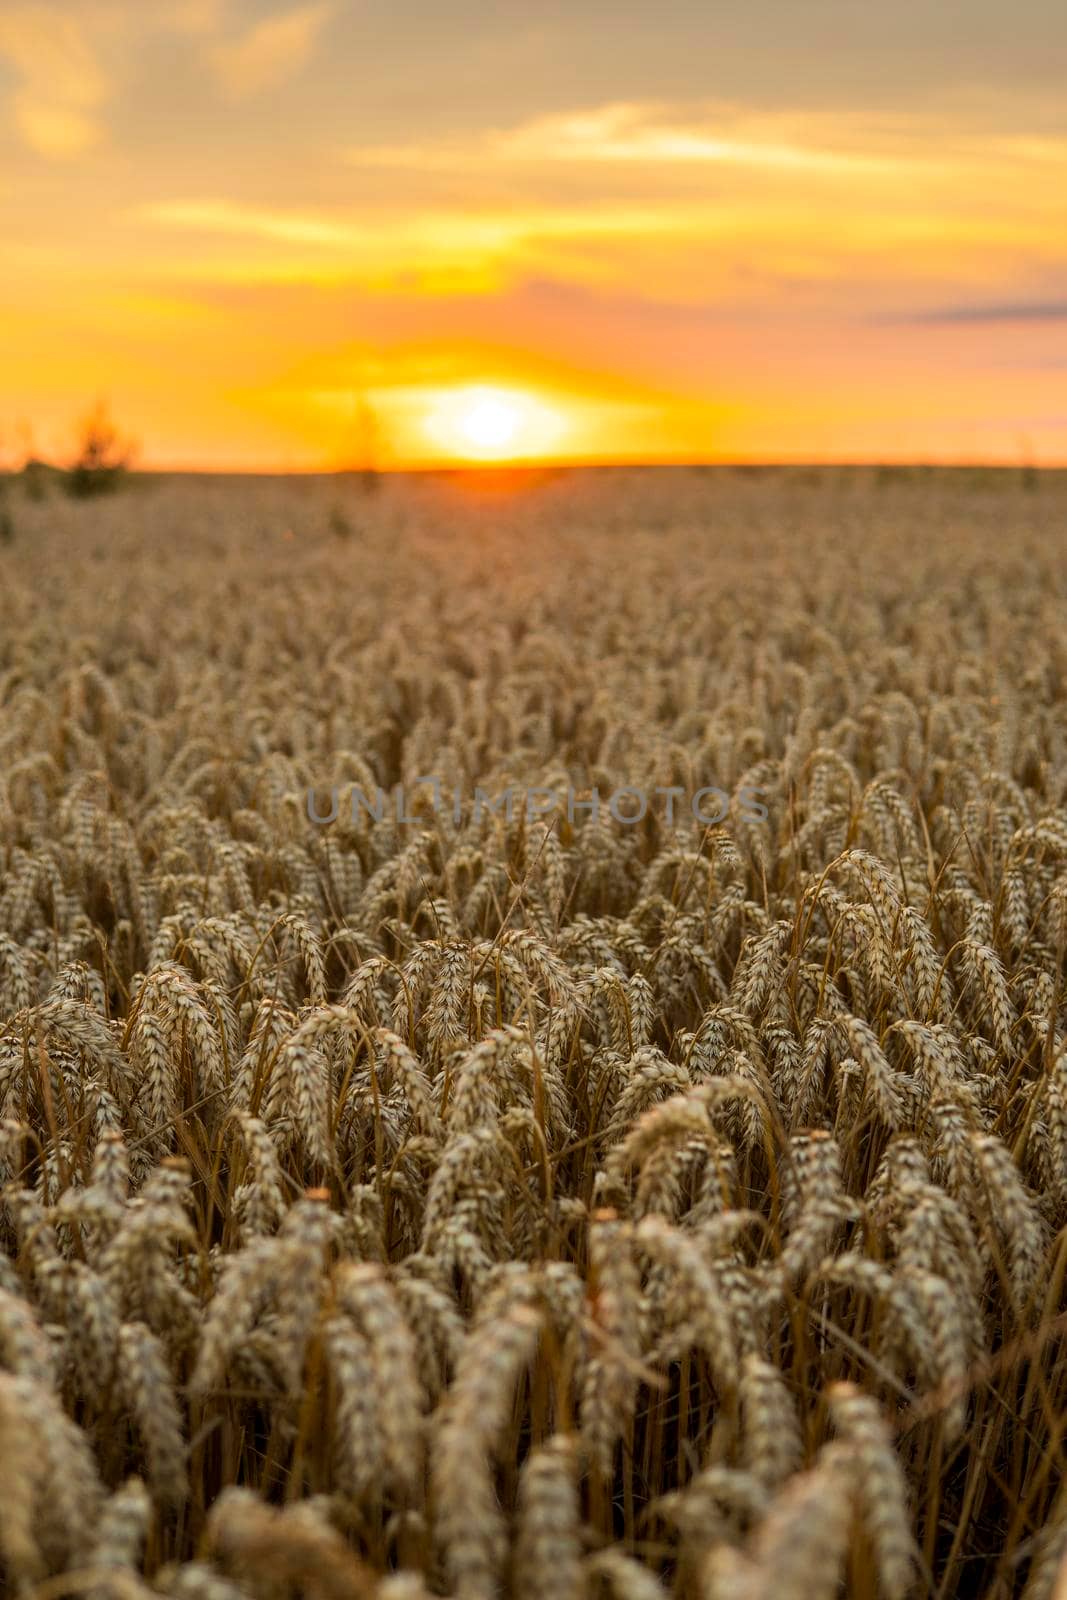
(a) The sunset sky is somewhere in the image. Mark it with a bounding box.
[2,0,1066,469]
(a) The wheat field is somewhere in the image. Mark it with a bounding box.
[1,466,1066,1600]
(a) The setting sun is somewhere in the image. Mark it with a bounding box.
[422,385,565,462]
[457,390,519,454]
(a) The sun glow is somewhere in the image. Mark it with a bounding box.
[459,390,519,452]
[423,384,564,461]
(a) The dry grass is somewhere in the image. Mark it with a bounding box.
[0,464,1065,1599]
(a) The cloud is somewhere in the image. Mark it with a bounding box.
[886,299,1067,324]
[209,1,334,97]
[491,103,893,173]
[135,195,696,264]
[0,5,109,156]
[348,101,906,177]
[140,198,363,247]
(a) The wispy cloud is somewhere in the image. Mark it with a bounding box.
[209,1,334,97]
[0,4,109,157]
[489,103,898,174]
[348,101,914,177]
[135,195,703,266]
[890,299,1067,324]
[140,198,363,248]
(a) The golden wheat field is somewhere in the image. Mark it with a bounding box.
[1,466,1067,1600]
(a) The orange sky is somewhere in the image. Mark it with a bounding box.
[2,2,1067,469]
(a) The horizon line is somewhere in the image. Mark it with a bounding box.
[7,455,1066,478]
[12,458,1060,477]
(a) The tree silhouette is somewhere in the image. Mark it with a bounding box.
[65,402,132,498]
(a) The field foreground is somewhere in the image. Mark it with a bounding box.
[2,467,1067,1600]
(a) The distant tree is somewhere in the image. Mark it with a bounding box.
[21,458,58,499]
[10,422,49,499]
[64,402,133,498]
[0,431,11,543]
